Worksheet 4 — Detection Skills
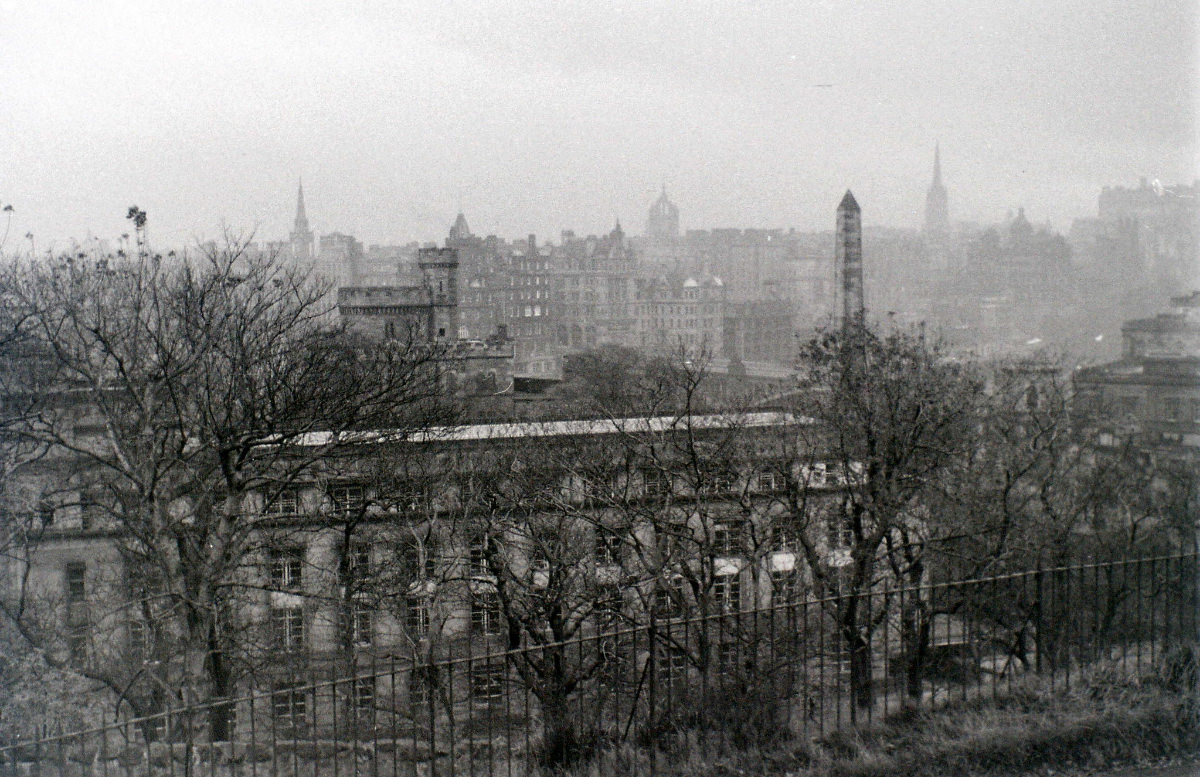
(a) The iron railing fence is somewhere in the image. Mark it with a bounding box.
[2,549,1196,776]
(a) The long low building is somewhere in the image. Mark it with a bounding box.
[3,407,857,735]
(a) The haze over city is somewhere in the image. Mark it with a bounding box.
[4,4,1200,775]
[2,0,1196,247]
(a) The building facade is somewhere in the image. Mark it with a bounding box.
[552,223,639,350]
[1074,291,1200,457]
[635,273,727,355]
[4,410,852,735]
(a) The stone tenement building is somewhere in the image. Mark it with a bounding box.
[445,216,558,378]
[635,272,728,355]
[632,186,832,318]
[723,299,797,364]
[926,207,1076,349]
[552,221,639,350]
[1095,179,1199,287]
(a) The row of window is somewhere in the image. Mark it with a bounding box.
[266,516,797,597]
[1110,394,1200,423]
[270,662,505,728]
[165,643,746,734]
[34,494,105,530]
[271,674,380,726]
[259,466,799,523]
[264,484,364,516]
[269,635,767,729]
[261,566,805,655]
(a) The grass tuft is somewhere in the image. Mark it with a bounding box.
[563,650,1198,776]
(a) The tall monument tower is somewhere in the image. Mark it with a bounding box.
[923,144,950,237]
[836,190,864,330]
[290,180,315,262]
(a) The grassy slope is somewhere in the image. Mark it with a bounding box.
[575,651,1199,777]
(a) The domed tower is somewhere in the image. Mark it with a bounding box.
[448,212,472,244]
[645,184,680,242]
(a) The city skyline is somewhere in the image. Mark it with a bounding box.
[2,0,1195,249]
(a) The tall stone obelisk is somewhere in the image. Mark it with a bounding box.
[836,190,863,331]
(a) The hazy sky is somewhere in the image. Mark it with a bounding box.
[2,0,1196,250]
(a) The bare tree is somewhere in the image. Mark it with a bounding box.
[768,322,984,714]
[427,426,645,767]
[920,362,1197,682]
[0,236,450,738]
[567,352,809,747]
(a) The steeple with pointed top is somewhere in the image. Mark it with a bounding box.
[923,144,950,236]
[289,179,315,262]
[294,180,309,230]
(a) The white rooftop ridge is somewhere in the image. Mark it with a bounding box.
[289,411,807,448]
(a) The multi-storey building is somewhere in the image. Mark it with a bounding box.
[635,272,727,355]
[1074,291,1200,458]
[678,228,797,305]
[337,247,514,397]
[723,299,797,364]
[445,217,559,378]
[929,208,1077,349]
[552,223,639,349]
[506,236,558,377]
[1095,179,1199,287]
[5,409,851,733]
[447,220,508,341]
[317,232,364,288]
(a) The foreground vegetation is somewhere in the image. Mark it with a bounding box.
[577,646,1198,777]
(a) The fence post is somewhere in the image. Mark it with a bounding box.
[1034,563,1044,676]
[1193,519,1200,732]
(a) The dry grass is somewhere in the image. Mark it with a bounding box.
[564,646,1199,777]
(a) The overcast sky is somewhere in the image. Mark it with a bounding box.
[2,0,1196,250]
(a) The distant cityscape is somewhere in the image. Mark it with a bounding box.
[185,149,1196,387]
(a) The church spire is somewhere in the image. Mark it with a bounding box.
[289,179,314,262]
[923,144,949,236]
[294,179,309,232]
